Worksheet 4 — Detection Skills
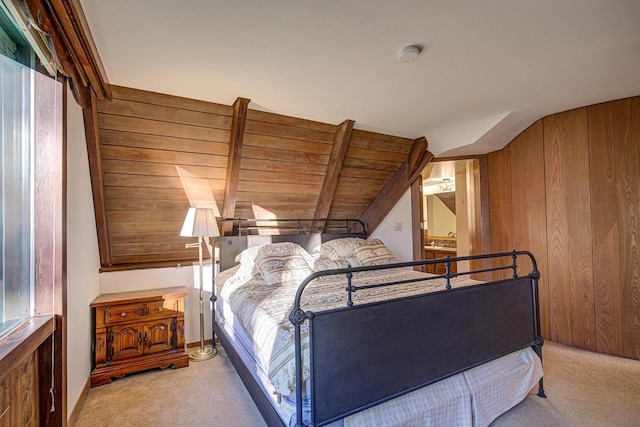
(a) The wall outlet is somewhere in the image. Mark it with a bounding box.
[393,222,403,231]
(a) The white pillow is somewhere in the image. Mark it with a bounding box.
[353,239,397,265]
[234,244,265,278]
[319,238,365,260]
[254,242,314,286]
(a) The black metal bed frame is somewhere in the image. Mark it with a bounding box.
[212,218,545,427]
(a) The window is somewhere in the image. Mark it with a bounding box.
[0,6,36,339]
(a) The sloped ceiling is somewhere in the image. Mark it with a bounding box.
[89,86,430,269]
[79,0,640,156]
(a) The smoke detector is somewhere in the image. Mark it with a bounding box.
[399,45,421,63]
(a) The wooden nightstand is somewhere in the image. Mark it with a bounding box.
[90,286,189,387]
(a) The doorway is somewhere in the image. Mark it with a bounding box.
[417,158,486,273]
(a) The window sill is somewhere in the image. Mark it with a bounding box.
[0,314,55,375]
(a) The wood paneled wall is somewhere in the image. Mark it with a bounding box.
[94,86,233,266]
[90,86,426,269]
[487,95,640,360]
[588,98,640,359]
[235,110,335,219]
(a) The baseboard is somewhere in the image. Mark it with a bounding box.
[67,376,90,426]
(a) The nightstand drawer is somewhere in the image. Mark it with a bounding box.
[147,299,179,317]
[105,304,145,324]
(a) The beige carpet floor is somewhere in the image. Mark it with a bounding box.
[75,341,640,426]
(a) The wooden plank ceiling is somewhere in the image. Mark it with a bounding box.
[86,86,431,270]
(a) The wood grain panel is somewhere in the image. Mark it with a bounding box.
[239,170,323,185]
[244,119,334,144]
[246,109,335,132]
[108,221,187,236]
[338,176,388,188]
[342,157,399,172]
[328,203,369,212]
[99,114,231,143]
[331,195,378,205]
[345,146,407,163]
[103,160,227,179]
[243,133,332,154]
[111,242,199,256]
[111,252,200,265]
[104,173,225,191]
[350,129,414,147]
[101,130,229,156]
[237,181,319,194]
[98,98,232,129]
[469,157,491,281]
[235,192,317,204]
[111,85,232,116]
[236,202,317,213]
[110,232,186,245]
[543,108,595,351]
[334,186,380,197]
[240,158,327,175]
[100,145,228,168]
[234,209,315,220]
[589,97,640,359]
[241,145,329,165]
[487,146,513,280]
[339,167,394,180]
[349,135,413,154]
[509,121,550,338]
[105,186,198,201]
[107,210,188,223]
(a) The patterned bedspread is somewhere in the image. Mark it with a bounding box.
[219,266,481,397]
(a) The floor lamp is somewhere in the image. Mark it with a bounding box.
[180,207,219,361]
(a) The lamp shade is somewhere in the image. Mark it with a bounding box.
[179,208,219,237]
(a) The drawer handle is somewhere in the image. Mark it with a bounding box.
[120,312,127,317]
[158,307,164,312]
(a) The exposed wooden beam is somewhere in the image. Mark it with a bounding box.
[82,90,112,267]
[356,137,434,235]
[314,119,355,229]
[406,136,429,182]
[221,97,250,235]
[21,0,111,106]
[50,0,111,98]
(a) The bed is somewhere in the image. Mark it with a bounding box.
[212,218,546,427]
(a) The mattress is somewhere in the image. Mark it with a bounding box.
[215,266,543,426]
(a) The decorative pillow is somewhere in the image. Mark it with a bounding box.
[320,238,365,260]
[352,239,397,265]
[255,242,314,286]
[313,255,362,272]
[234,245,265,278]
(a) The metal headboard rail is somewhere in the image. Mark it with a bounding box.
[217,218,367,237]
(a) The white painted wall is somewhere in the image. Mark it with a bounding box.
[65,89,100,419]
[99,263,212,344]
[64,89,211,420]
[370,189,413,262]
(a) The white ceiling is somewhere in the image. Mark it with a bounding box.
[80,0,640,157]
